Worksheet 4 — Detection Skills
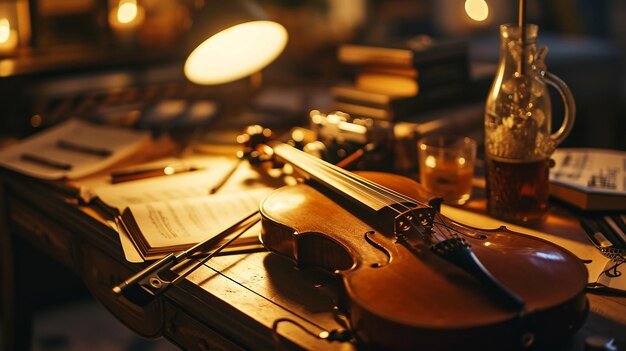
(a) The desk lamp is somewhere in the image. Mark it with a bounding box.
[183,0,288,85]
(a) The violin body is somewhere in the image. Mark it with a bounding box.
[260,171,588,350]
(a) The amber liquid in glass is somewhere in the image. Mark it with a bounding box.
[421,159,473,205]
[485,157,550,222]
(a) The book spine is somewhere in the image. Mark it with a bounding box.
[354,73,419,97]
[332,81,470,121]
[331,86,392,105]
[338,45,414,67]
[338,42,468,69]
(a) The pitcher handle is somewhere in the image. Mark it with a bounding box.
[544,71,576,147]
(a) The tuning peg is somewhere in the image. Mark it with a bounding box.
[236,125,274,166]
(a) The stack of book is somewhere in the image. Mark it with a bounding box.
[332,37,471,121]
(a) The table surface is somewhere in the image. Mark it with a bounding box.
[1,164,625,351]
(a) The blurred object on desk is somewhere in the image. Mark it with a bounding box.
[550,148,626,211]
[0,118,152,180]
[392,100,484,176]
[334,36,471,121]
[307,110,394,171]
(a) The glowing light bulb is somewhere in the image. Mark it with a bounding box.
[185,21,288,85]
[465,0,489,22]
[117,0,138,24]
[0,18,10,44]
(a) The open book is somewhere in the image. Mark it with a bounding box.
[80,156,239,211]
[81,155,280,261]
[550,148,626,211]
[119,188,271,260]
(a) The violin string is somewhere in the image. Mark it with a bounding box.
[286,146,454,240]
[277,144,452,241]
[276,144,452,241]
[433,214,457,238]
[292,147,415,215]
[313,160,453,241]
[317,151,455,241]
[284,144,421,209]
[312,158,463,240]
[276,144,397,210]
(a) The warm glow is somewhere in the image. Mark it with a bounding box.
[185,21,288,85]
[117,0,138,24]
[339,121,367,135]
[0,59,15,77]
[425,155,437,169]
[291,129,304,142]
[0,18,10,44]
[465,0,489,22]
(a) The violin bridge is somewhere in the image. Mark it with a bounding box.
[394,207,436,242]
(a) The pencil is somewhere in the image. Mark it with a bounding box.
[57,139,112,157]
[209,159,241,194]
[21,153,72,170]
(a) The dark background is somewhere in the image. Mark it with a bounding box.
[0,0,624,148]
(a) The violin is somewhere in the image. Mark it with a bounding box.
[259,142,588,350]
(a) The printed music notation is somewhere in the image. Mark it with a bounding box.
[551,148,626,195]
[587,167,619,190]
[549,148,625,211]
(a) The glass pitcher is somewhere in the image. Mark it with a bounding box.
[484,24,575,222]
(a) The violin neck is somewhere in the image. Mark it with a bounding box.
[271,143,423,213]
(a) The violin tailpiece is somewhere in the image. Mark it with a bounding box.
[431,238,526,311]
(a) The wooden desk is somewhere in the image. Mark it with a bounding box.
[1,170,625,351]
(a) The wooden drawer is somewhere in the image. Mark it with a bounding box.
[80,243,164,337]
[163,300,245,351]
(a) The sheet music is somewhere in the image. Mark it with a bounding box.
[551,148,626,195]
[126,188,271,249]
[93,156,283,262]
[89,156,238,210]
[0,119,151,179]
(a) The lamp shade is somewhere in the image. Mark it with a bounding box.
[184,0,288,85]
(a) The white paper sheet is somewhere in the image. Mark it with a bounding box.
[0,119,151,179]
[127,188,271,249]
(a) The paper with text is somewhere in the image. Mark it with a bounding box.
[90,156,238,210]
[0,119,151,179]
[127,188,271,249]
[551,148,626,195]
